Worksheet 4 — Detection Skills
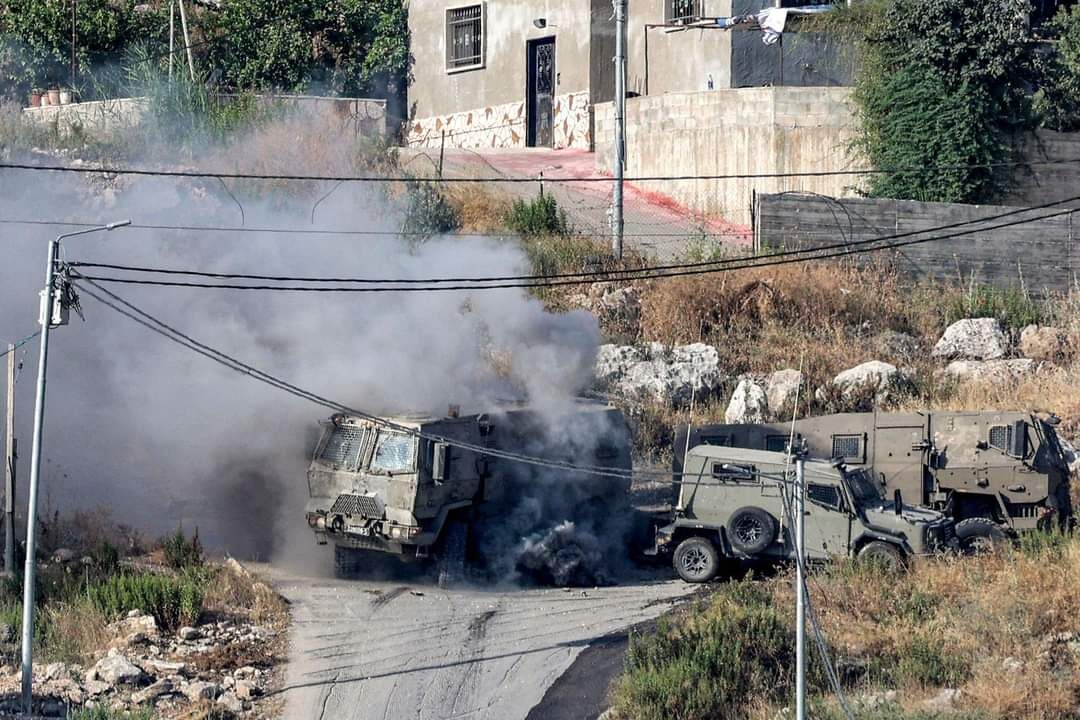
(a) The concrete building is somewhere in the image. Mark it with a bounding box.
[405,1,852,151]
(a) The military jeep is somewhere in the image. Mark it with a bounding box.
[654,446,955,582]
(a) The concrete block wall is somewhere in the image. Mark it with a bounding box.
[594,87,862,226]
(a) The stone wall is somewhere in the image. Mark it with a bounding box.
[594,87,861,226]
[22,97,147,137]
[406,91,592,150]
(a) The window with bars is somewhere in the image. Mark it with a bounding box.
[446,5,485,71]
[831,434,863,461]
[666,0,702,24]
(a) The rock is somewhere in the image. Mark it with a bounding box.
[571,284,641,334]
[42,663,70,682]
[83,679,110,697]
[131,678,174,704]
[177,626,201,641]
[51,548,75,563]
[765,369,803,416]
[89,654,145,686]
[234,679,259,700]
[144,659,188,676]
[234,665,257,679]
[944,359,1038,384]
[725,378,768,424]
[860,690,898,709]
[216,691,244,714]
[126,609,143,619]
[0,623,13,643]
[932,318,1008,360]
[1020,325,1068,361]
[830,361,911,404]
[875,330,921,360]
[595,342,725,406]
[924,688,962,711]
[1001,656,1023,672]
[181,680,222,702]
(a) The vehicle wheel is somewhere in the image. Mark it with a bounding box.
[673,536,721,583]
[334,545,363,579]
[955,517,1009,555]
[727,507,779,555]
[857,541,905,572]
[437,520,468,589]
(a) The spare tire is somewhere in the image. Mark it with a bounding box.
[727,507,779,555]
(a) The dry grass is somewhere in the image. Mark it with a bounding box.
[39,600,112,665]
[202,560,288,626]
[443,184,513,233]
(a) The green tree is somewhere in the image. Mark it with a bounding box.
[1034,4,1080,131]
[852,0,1035,203]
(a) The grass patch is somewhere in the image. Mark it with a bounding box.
[162,527,204,570]
[69,707,155,720]
[89,572,204,632]
[505,194,571,237]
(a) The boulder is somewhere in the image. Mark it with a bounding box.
[765,369,803,416]
[944,359,1038,384]
[177,626,201,642]
[234,679,259,700]
[831,361,911,404]
[181,680,222,702]
[88,654,145,686]
[1020,325,1068,362]
[82,679,110,697]
[571,284,641,334]
[932,318,1008,360]
[51,548,75,563]
[725,379,768,424]
[131,678,174,705]
[595,343,724,406]
[217,691,244,714]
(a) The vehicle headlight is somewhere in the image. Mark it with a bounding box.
[316,516,326,530]
[408,526,421,538]
[390,526,404,539]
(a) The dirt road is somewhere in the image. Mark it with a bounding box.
[260,564,692,720]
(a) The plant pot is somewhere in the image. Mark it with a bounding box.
[59,90,72,105]
[47,89,60,106]
[29,91,42,108]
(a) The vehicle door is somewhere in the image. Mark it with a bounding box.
[801,481,851,560]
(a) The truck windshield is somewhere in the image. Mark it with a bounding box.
[370,431,417,474]
[845,469,884,507]
[319,424,370,471]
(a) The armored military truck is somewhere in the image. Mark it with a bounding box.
[674,411,1072,549]
[654,446,955,582]
[304,402,632,585]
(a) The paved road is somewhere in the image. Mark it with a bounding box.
[259,563,692,720]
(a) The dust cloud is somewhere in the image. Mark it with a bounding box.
[0,116,611,576]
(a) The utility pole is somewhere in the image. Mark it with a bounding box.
[611,0,626,260]
[4,344,15,579]
[793,447,807,720]
[177,0,196,83]
[169,1,176,82]
[21,221,129,715]
[70,0,77,91]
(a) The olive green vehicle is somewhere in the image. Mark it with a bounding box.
[304,402,632,584]
[654,447,956,582]
[675,411,1072,548]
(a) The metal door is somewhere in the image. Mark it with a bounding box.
[527,38,555,148]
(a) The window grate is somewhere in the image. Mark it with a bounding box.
[321,426,366,470]
[666,0,702,23]
[989,425,1011,451]
[447,5,484,70]
[766,435,789,453]
[832,435,862,460]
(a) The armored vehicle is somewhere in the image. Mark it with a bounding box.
[654,446,955,582]
[304,402,632,584]
[674,411,1071,548]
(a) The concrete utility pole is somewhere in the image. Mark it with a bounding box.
[21,221,129,715]
[794,448,807,720]
[611,0,626,260]
[4,344,15,579]
[169,1,176,81]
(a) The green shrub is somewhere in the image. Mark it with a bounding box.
[505,194,571,238]
[88,572,203,632]
[161,527,203,570]
[1016,529,1068,560]
[400,180,461,241]
[610,583,827,720]
[69,706,154,720]
[876,634,970,688]
[1034,4,1080,131]
[943,282,1044,329]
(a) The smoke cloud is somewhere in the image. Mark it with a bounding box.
[0,120,607,571]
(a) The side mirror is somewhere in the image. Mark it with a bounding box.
[432,442,449,484]
[894,488,903,515]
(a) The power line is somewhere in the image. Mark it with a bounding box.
[67,205,1080,293]
[71,278,668,481]
[64,192,1080,286]
[4,157,1080,184]
[0,332,41,359]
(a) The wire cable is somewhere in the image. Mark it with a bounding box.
[5,157,1080,184]
[64,192,1080,286]
[0,331,41,359]
[71,278,677,481]
[68,205,1079,293]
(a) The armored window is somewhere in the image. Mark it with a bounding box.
[765,435,789,453]
[446,5,484,71]
[320,425,367,471]
[989,425,1011,451]
[711,462,755,483]
[831,434,863,462]
[371,432,417,474]
[807,483,842,511]
[666,0,702,24]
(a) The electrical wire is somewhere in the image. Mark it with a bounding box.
[64,192,1080,286]
[71,278,680,481]
[5,157,1080,184]
[68,205,1080,293]
[0,331,41,359]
